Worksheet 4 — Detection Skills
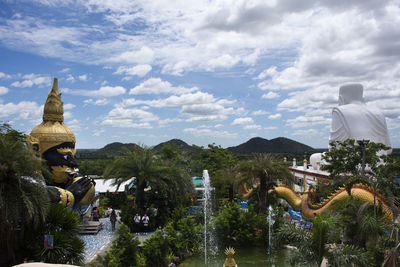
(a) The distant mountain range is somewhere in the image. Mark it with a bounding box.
[76,137,318,159]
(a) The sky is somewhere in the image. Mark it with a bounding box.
[0,0,399,149]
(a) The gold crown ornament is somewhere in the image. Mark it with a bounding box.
[26,78,76,155]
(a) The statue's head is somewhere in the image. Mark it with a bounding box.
[338,84,364,105]
[26,78,77,184]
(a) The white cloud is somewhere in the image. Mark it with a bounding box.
[129,78,197,95]
[244,124,261,130]
[114,65,152,77]
[0,101,42,120]
[92,129,105,136]
[265,126,277,130]
[101,106,158,128]
[268,113,281,120]
[64,103,75,110]
[232,117,254,125]
[252,110,269,115]
[63,86,126,97]
[78,74,87,81]
[262,91,280,99]
[184,127,237,138]
[0,86,9,95]
[84,98,109,106]
[59,68,70,73]
[285,115,330,128]
[111,46,155,64]
[0,72,11,79]
[292,129,320,136]
[11,74,51,88]
[66,74,75,82]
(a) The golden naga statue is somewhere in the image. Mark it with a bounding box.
[223,247,237,267]
[272,184,393,224]
[25,78,95,208]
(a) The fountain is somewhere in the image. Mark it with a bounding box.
[203,170,218,266]
[267,205,275,267]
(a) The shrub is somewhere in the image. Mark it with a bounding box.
[141,231,169,267]
[214,201,258,247]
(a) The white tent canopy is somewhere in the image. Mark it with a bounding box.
[94,178,134,193]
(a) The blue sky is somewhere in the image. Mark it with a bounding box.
[0,0,399,149]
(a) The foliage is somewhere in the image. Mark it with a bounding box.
[214,201,258,247]
[276,213,370,266]
[187,144,237,179]
[77,159,113,176]
[98,223,140,267]
[40,203,85,265]
[165,216,202,259]
[103,145,194,218]
[239,154,291,213]
[141,231,169,267]
[0,123,50,266]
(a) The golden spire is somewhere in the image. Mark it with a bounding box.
[43,78,64,122]
[224,247,237,267]
[27,78,75,155]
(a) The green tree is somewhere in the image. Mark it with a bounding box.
[98,223,140,267]
[276,214,370,266]
[322,139,389,195]
[214,164,245,201]
[40,203,85,265]
[141,231,169,267]
[214,201,258,247]
[0,123,50,266]
[240,154,291,214]
[103,145,164,212]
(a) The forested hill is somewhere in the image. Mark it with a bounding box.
[76,137,317,160]
[152,139,193,152]
[226,137,316,154]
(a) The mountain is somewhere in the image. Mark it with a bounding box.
[152,139,193,152]
[99,142,137,154]
[227,137,316,154]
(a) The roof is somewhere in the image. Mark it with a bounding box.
[94,178,134,193]
[192,176,203,187]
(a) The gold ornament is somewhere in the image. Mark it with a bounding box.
[224,247,237,267]
[27,78,75,155]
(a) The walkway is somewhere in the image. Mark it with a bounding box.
[80,218,155,263]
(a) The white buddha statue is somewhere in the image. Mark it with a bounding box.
[330,83,391,152]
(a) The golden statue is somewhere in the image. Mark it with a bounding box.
[25,78,95,208]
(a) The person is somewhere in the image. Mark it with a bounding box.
[142,213,149,234]
[329,84,391,153]
[110,209,117,231]
[134,213,141,224]
[92,207,99,221]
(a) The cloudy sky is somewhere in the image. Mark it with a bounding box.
[0,0,399,149]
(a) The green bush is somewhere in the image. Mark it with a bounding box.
[98,223,139,267]
[165,217,202,259]
[141,231,169,267]
[214,201,259,247]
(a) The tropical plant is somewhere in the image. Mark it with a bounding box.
[239,154,291,213]
[98,223,140,267]
[141,231,169,267]
[214,201,259,247]
[0,123,50,266]
[276,214,370,266]
[40,203,85,265]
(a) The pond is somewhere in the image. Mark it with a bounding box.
[178,247,291,267]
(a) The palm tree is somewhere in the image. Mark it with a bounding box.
[276,214,370,266]
[214,165,246,201]
[40,203,85,265]
[240,154,291,214]
[104,145,162,212]
[104,145,194,213]
[0,123,50,266]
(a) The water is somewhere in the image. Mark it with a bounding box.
[267,205,276,267]
[203,170,218,266]
[179,247,291,267]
